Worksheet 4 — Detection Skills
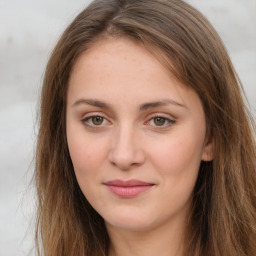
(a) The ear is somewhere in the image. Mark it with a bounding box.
[201,137,215,161]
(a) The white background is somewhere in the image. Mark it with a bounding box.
[0,0,255,255]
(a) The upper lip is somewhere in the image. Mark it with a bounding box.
[103,179,154,187]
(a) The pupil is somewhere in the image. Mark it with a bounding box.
[154,117,165,126]
[92,116,103,125]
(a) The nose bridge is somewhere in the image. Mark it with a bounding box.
[108,121,144,169]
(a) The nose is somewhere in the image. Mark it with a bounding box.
[108,124,146,170]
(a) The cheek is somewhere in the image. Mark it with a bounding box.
[148,130,205,176]
[66,127,108,180]
[67,132,109,205]
[148,132,204,210]
[70,144,103,175]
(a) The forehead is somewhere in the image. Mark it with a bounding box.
[67,37,202,114]
[71,37,171,82]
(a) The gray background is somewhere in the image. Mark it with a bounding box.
[0,0,255,255]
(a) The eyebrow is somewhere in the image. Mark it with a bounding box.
[72,98,186,110]
[139,99,186,110]
[72,99,111,109]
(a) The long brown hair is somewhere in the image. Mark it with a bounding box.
[35,0,256,255]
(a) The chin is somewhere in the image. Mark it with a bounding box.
[103,210,160,232]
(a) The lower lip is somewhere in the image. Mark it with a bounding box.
[105,185,153,198]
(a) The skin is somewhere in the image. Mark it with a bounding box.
[66,38,214,256]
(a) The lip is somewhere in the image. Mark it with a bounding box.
[103,179,155,198]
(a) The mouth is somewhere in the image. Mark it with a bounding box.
[103,179,155,198]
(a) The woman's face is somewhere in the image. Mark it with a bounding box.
[66,38,213,232]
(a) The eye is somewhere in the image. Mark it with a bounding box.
[147,116,175,128]
[153,117,167,126]
[91,116,104,125]
[82,115,109,127]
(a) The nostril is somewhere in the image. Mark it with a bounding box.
[108,145,146,170]
[109,153,136,170]
[108,127,146,170]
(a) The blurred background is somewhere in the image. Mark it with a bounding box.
[0,0,255,255]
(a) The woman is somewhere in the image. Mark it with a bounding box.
[35,0,256,255]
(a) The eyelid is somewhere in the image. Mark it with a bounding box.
[145,114,176,128]
[80,112,176,129]
[81,112,112,128]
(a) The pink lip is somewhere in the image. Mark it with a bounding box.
[103,179,154,198]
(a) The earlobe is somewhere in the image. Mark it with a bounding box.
[201,137,215,161]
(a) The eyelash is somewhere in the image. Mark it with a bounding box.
[146,115,175,128]
[81,115,110,128]
[81,114,175,129]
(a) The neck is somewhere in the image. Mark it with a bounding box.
[106,215,188,256]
